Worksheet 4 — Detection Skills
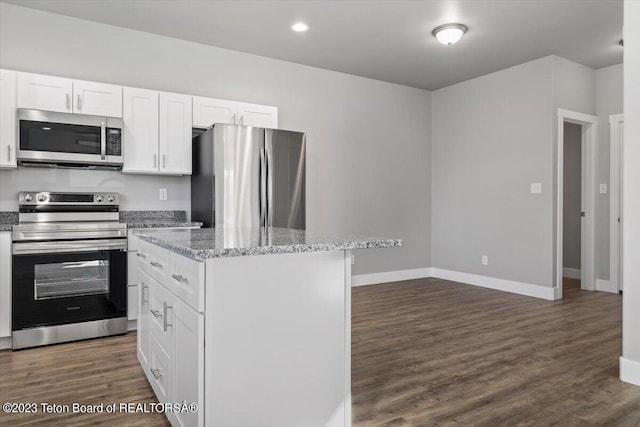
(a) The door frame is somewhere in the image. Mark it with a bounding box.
[610,113,624,293]
[556,108,598,299]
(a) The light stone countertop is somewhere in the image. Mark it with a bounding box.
[134,227,402,261]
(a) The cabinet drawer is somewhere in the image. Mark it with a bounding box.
[149,334,172,403]
[168,252,205,313]
[147,243,170,283]
[148,279,174,355]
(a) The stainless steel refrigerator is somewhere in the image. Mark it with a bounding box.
[191,124,306,229]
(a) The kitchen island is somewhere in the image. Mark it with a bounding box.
[134,227,401,427]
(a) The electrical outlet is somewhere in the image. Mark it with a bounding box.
[351,254,355,265]
[600,183,608,194]
[159,188,168,201]
[482,255,489,266]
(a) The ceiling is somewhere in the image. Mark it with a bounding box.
[3,0,623,90]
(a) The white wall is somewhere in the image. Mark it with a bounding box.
[0,3,432,276]
[0,169,190,212]
[563,122,582,271]
[432,57,555,287]
[621,0,640,386]
[595,63,623,280]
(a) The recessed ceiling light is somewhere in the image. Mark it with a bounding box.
[291,22,309,32]
[432,23,468,46]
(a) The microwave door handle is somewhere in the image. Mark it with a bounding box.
[100,121,106,161]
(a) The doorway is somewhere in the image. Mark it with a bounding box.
[610,114,624,293]
[556,109,598,299]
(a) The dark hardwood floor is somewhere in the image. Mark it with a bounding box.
[1,278,638,426]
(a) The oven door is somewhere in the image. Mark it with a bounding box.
[12,239,127,331]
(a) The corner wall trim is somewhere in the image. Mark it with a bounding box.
[352,268,431,287]
[596,279,618,294]
[563,268,581,280]
[429,268,557,300]
[620,357,640,386]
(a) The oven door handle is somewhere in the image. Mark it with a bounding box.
[13,239,127,255]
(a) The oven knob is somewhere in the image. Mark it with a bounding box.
[107,195,115,203]
[24,194,33,202]
[96,195,104,203]
[37,194,47,202]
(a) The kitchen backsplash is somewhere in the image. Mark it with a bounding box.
[0,167,190,214]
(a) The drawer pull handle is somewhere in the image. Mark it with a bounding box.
[142,283,149,303]
[150,261,163,269]
[151,368,163,379]
[150,309,162,318]
[136,252,146,259]
[163,302,173,332]
[171,274,188,283]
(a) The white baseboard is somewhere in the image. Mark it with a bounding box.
[596,279,618,294]
[0,336,11,350]
[352,267,431,286]
[429,268,557,300]
[563,267,581,279]
[128,319,137,331]
[620,357,640,386]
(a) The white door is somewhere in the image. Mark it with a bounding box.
[123,87,159,173]
[610,114,624,292]
[169,296,204,427]
[137,270,152,373]
[0,69,17,168]
[159,92,192,175]
[72,80,123,117]
[193,96,237,128]
[237,102,278,128]
[17,72,72,113]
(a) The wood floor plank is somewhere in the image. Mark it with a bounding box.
[0,277,638,426]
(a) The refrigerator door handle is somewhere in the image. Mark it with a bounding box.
[265,132,274,228]
[260,141,267,227]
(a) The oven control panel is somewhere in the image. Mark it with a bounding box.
[19,192,120,206]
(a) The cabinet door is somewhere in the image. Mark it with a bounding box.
[137,269,152,373]
[170,296,204,427]
[17,72,72,113]
[159,92,192,175]
[192,96,237,128]
[0,232,11,338]
[149,334,172,403]
[237,102,278,128]
[128,285,138,321]
[0,70,17,168]
[123,87,159,173]
[73,80,123,117]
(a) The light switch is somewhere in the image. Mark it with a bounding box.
[530,183,542,194]
[600,183,608,194]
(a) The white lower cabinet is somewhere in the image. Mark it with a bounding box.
[0,232,12,340]
[138,256,204,427]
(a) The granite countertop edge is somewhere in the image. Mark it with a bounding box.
[123,221,203,229]
[136,232,403,262]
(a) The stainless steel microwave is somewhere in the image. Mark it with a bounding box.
[17,109,124,169]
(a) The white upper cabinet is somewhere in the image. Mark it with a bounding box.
[17,72,72,113]
[17,72,123,117]
[193,97,278,129]
[193,96,237,128]
[123,87,159,173]
[0,69,17,168]
[73,80,122,117]
[159,92,192,175]
[237,102,278,128]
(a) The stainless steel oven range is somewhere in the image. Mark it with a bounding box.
[12,191,128,349]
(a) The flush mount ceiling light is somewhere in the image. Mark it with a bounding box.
[291,22,309,32]
[432,23,468,45]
